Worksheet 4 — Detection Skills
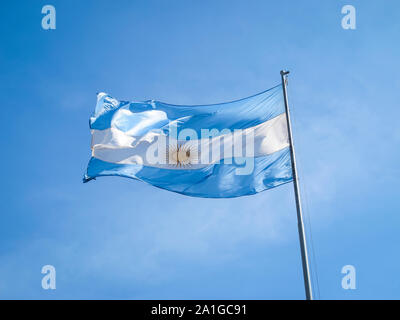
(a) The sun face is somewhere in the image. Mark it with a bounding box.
[166,143,196,167]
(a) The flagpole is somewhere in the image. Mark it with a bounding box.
[280,70,313,300]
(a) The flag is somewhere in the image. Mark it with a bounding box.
[83,84,293,198]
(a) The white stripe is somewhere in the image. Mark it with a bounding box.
[91,113,289,169]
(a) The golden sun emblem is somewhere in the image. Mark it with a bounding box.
[166,143,197,167]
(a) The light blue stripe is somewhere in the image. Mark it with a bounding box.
[90,85,285,138]
[83,147,293,198]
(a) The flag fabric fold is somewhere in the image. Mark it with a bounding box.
[84,84,293,198]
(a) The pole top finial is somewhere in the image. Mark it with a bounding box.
[280,70,290,76]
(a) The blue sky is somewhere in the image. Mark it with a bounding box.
[0,0,399,299]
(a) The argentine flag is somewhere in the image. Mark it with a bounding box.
[84,85,293,198]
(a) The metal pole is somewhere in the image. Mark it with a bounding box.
[280,70,313,300]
